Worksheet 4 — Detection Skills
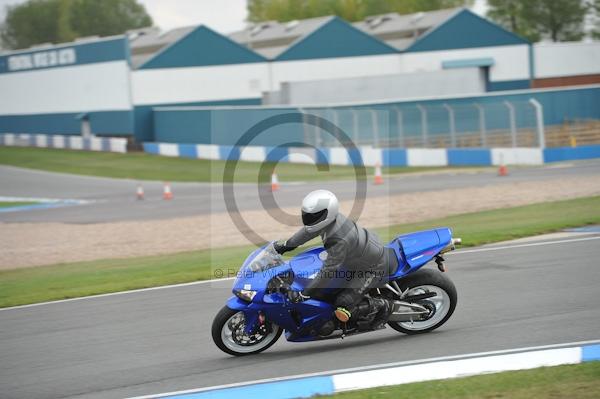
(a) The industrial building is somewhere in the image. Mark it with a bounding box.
[0,7,599,147]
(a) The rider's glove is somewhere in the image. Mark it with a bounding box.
[274,240,291,255]
[288,290,310,303]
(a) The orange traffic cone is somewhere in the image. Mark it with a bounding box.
[271,173,280,192]
[498,156,508,176]
[498,164,508,176]
[498,153,508,177]
[374,162,384,185]
[136,184,144,200]
[163,182,173,200]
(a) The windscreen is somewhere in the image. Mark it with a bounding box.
[247,243,284,272]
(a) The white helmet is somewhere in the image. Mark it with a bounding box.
[301,190,339,233]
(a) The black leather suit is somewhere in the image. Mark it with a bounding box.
[283,213,397,313]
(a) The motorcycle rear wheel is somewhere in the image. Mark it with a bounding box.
[387,268,457,335]
[212,306,283,356]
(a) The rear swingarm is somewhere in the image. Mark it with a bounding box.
[401,291,437,302]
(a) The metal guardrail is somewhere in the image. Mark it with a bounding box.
[300,99,600,149]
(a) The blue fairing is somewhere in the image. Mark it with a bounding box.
[289,247,325,289]
[231,247,325,302]
[226,227,453,341]
[403,228,452,265]
[387,227,453,279]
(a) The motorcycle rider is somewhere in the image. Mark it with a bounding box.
[274,190,397,330]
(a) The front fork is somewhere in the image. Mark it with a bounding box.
[226,296,262,334]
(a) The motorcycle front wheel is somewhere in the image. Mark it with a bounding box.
[387,268,457,335]
[212,306,283,356]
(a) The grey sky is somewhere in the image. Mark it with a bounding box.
[1,0,488,36]
[0,0,250,34]
[137,0,248,33]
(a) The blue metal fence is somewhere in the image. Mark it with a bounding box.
[151,86,600,147]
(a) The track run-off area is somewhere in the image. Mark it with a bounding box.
[1,160,599,269]
[1,233,599,399]
[1,160,599,223]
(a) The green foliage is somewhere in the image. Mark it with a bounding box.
[69,0,152,38]
[1,0,66,49]
[247,0,472,23]
[0,0,152,50]
[487,0,588,42]
[486,0,540,42]
[592,0,600,39]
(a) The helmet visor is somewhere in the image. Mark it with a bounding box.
[302,209,328,226]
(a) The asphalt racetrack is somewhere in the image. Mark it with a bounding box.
[1,160,599,223]
[1,233,599,399]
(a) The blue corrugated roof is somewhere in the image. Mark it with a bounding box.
[406,9,529,52]
[276,17,398,61]
[139,25,266,69]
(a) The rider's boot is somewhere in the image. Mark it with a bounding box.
[349,297,392,330]
[334,295,392,326]
[368,297,392,330]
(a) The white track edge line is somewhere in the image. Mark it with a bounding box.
[125,339,600,399]
[0,277,235,312]
[449,235,600,255]
[2,235,598,312]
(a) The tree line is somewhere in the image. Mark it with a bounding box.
[487,0,598,42]
[247,0,472,23]
[1,0,598,51]
[1,0,152,50]
[249,0,599,43]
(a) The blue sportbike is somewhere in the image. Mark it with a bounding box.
[212,228,461,356]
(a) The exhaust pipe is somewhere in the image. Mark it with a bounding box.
[440,237,462,254]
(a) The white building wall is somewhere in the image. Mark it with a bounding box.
[0,60,131,115]
[278,67,485,105]
[132,54,402,106]
[131,46,535,107]
[131,62,270,106]
[400,44,530,83]
[270,53,402,91]
[534,42,600,79]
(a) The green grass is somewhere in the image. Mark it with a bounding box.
[378,195,600,245]
[0,247,253,308]
[0,146,448,182]
[323,362,600,399]
[0,196,598,308]
[0,201,37,208]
